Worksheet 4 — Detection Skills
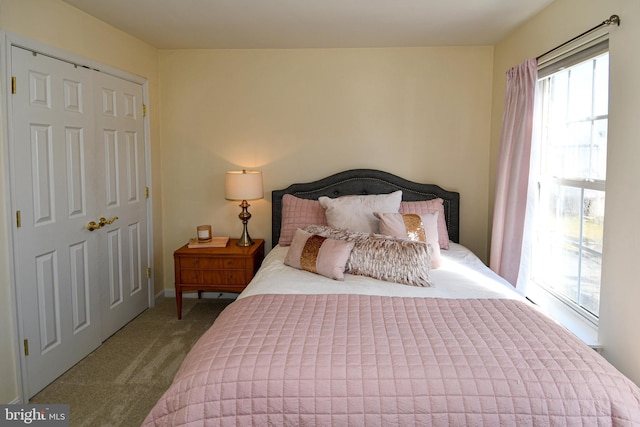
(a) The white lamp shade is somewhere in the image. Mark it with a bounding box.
[225,170,264,201]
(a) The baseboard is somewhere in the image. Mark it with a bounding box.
[154,289,166,306]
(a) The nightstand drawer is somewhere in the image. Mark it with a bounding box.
[180,270,202,284]
[202,270,246,285]
[179,270,246,285]
[181,257,246,269]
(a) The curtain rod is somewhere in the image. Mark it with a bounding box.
[536,14,620,60]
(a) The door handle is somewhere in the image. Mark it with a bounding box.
[87,216,118,231]
[87,221,101,231]
[99,216,119,227]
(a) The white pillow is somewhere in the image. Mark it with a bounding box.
[319,191,402,234]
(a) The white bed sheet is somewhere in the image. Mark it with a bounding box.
[239,242,523,301]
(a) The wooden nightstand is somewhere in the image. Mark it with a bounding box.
[173,239,265,319]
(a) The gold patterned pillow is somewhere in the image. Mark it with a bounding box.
[284,228,354,280]
[400,199,449,249]
[374,212,441,269]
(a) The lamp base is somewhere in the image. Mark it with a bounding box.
[236,200,254,246]
[236,233,254,247]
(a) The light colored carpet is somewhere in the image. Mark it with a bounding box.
[29,297,234,426]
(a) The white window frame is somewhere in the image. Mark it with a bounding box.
[525,37,609,335]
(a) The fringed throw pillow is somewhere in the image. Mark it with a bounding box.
[304,225,432,287]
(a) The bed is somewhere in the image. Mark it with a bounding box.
[144,169,640,426]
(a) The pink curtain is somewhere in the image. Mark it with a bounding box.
[490,59,537,289]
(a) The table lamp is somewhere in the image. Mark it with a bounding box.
[225,170,263,246]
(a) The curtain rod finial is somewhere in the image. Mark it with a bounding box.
[606,15,620,26]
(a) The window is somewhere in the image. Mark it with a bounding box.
[529,40,609,324]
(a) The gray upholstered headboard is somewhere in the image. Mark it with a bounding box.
[271,169,460,248]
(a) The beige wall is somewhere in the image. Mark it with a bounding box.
[3,0,637,407]
[490,0,640,384]
[158,46,495,287]
[0,0,161,403]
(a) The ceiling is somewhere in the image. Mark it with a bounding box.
[62,0,555,49]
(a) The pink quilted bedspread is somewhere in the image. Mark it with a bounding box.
[143,294,640,426]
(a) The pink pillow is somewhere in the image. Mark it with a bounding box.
[400,199,450,249]
[374,212,441,269]
[279,194,327,246]
[284,229,354,280]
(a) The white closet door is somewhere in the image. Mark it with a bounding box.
[10,46,150,397]
[93,72,148,339]
[11,46,102,396]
